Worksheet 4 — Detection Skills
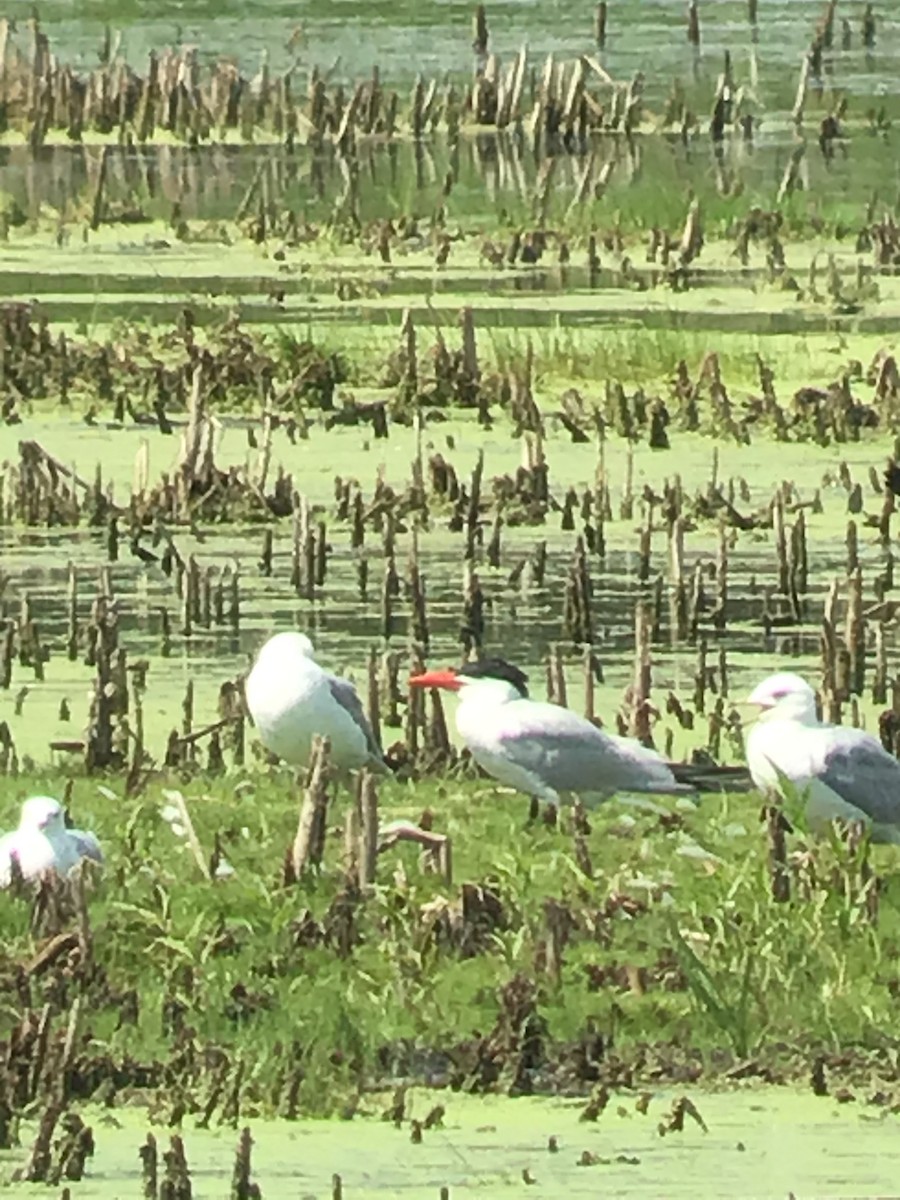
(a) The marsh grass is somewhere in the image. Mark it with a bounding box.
[486,324,848,394]
[0,768,898,1120]
[11,286,894,429]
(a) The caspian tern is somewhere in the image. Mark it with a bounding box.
[409,657,693,808]
[244,632,389,774]
[0,796,103,886]
[746,671,900,843]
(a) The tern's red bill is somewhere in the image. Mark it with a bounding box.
[408,669,463,691]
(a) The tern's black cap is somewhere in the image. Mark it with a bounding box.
[458,657,529,697]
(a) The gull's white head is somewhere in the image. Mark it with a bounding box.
[747,672,818,723]
[19,795,65,835]
[253,631,316,670]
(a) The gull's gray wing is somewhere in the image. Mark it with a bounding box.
[495,703,684,796]
[326,673,388,770]
[815,728,900,828]
[69,828,104,864]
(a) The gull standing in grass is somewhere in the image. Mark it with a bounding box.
[409,657,697,809]
[0,796,103,886]
[244,631,389,775]
[746,671,900,843]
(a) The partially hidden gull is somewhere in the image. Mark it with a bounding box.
[0,796,103,886]
[244,632,389,774]
[746,671,900,843]
[409,657,703,808]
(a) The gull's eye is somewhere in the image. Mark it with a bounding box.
[769,689,789,700]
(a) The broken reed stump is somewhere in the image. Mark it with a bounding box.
[51,1113,95,1183]
[399,308,417,403]
[582,645,597,724]
[712,522,728,630]
[594,2,608,48]
[0,25,661,148]
[630,598,652,743]
[382,554,400,641]
[139,1133,158,1199]
[162,1135,192,1200]
[465,450,484,562]
[357,769,379,888]
[546,644,568,708]
[66,563,79,659]
[765,805,791,902]
[668,516,688,641]
[845,569,865,697]
[771,490,790,596]
[84,577,128,770]
[461,561,485,653]
[424,683,454,768]
[291,736,331,877]
[381,650,402,727]
[407,533,430,650]
[486,510,503,568]
[862,4,875,49]
[542,898,574,986]
[0,622,15,689]
[365,647,382,750]
[687,1,701,48]
[472,4,489,54]
[562,537,593,645]
[821,580,841,722]
[230,1127,257,1200]
[873,620,888,705]
[20,1100,63,1182]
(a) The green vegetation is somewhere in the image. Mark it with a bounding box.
[0,769,896,1114]
[0,1,899,1192]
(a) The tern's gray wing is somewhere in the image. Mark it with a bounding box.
[69,828,104,864]
[815,729,900,829]
[496,706,683,796]
[326,674,388,770]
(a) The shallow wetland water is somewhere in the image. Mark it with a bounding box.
[2,1089,898,1198]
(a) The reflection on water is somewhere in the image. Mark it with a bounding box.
[1,124,897,343]
[0,125,894,233]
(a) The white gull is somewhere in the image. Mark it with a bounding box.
[244,631,388,774]
[746,671,900,843]
[0,796,103,886]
